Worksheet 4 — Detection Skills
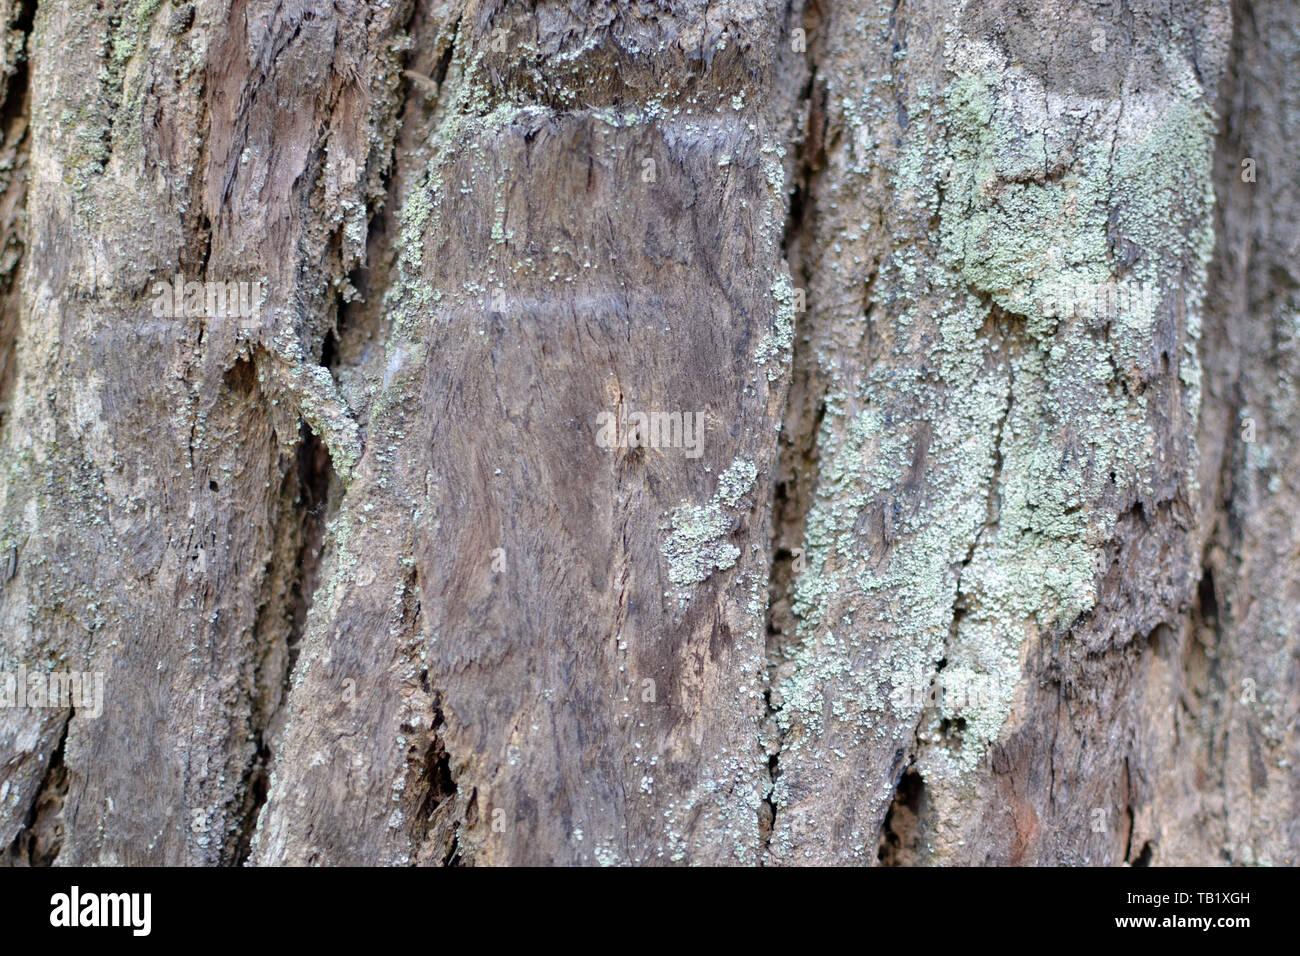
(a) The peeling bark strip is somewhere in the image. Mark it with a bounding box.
[252,0,808,867]
[0,0,413,865]
[0,0,1295,867]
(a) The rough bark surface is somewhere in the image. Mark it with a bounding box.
[0,0,1293,866]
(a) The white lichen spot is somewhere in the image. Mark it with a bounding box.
[661,457,759,591]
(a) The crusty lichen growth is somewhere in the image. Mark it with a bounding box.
[919,42,1216,781]
[755,272,797,381]
[662,457,758,589]
[771,22,1221,855]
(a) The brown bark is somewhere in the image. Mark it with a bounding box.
[0,0,1294,866]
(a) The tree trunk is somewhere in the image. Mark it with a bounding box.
[0,0,1293,866]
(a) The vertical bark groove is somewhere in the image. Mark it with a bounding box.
[761,0,825,864]
[2,709,67,866]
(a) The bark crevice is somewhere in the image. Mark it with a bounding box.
[231,419,336,866]
[0,0,32,430]
[3,710,70,867]
[761,0,825,862]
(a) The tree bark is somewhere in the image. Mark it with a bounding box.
[0,0,1294,866]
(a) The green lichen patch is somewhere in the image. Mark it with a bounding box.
[754,274,797,381]
[662,457,758,590]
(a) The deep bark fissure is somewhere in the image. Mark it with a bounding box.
[3,709,69,867]
[384,4,473,867]
[441,784,476,868]
[231,419,336,866]
[760,0,826,861]
[877,764,923,866]
[1122,755,1136,863]
[416,705,456,822]
[0,0,33,123]
[0,0,33,429]
[410,694,462,866]
[232,0,445,863]
[239,0,474,863]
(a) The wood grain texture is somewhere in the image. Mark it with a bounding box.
[252,0,808,867]
[0,0,1294,867]
[1,0,412,864]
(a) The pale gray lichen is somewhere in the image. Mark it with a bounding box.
[716,457,758,507]
[664,502,737,587]
[754,274,797,380]
[772,30,1222,845]
[661,457,758,589]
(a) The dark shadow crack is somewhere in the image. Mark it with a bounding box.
[230,417,336,866]
[760,0,826,864]
[3,709,71,867]
[0,0,33,432]
[876,764,924,865]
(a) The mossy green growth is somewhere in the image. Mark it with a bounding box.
[112,0,163,67]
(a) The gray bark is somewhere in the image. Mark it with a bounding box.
[0,0,1293,866]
